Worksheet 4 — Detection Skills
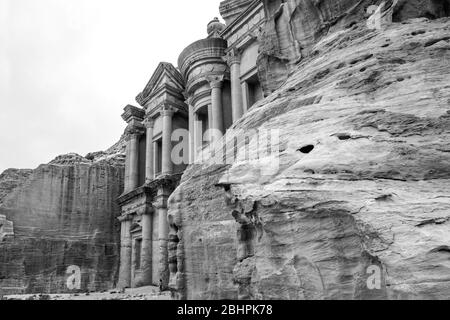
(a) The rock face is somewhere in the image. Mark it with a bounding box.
[0,145,125,295]
[258,0,450,95]
[0,169,33,206]
[220,0,256,25]
[169,13,450,299]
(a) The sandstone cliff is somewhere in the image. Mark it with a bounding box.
[0,169,33,206]
[0,143,125,295]
[169,13,450,299]
[258,0,450,95]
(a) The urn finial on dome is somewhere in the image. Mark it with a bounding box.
[207,17,226,37]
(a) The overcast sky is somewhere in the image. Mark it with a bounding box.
[0,0,222,173]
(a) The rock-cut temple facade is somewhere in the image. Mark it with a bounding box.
[116,0,265,290]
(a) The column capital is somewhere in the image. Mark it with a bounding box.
[126,133,142,141]
[224,48,241,66]
[153,197,168,210]
[136,206,154,216]
[125,123,145,137]
[161,104,176,118]
[208,75,224,89]
[185,96,194,107]
[143,117,155,129]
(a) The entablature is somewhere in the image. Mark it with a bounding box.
[122,104,145,123]
[221,0,264,51]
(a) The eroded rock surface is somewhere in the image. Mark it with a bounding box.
[0,143,125,295]
[258,0,450,95]
[0,169,33,206]
[170,17,450,300]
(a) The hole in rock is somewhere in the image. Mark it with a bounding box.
[346,21,357,29]
[298,145,315,154]
[375,194,394,201]
[360,67,367,72]
[364,54,374,61]
[336,133,352,140]
[336,62,346,69]
[431,246,450,254]
[397,77,405,82]
[411,30,426,36]
[381,43,390,48]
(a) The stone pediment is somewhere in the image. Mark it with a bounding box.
[136,62,185,108]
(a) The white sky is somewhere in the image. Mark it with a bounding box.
[0,0,222,172]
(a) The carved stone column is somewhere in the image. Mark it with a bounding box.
[144,118,155,183]
[188,101,195,164]
[124,136,131,192]
[193,112,202,161]
[121,105,145,192]
[138,206,153,286]
[153,141,159,176]
[208,104,213,141]
[161,106,175,175]
[154,187,171,290]
[209,78,224,137]
[118,214,132,289]
[129,133,140,190]
[227,50,244,123]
